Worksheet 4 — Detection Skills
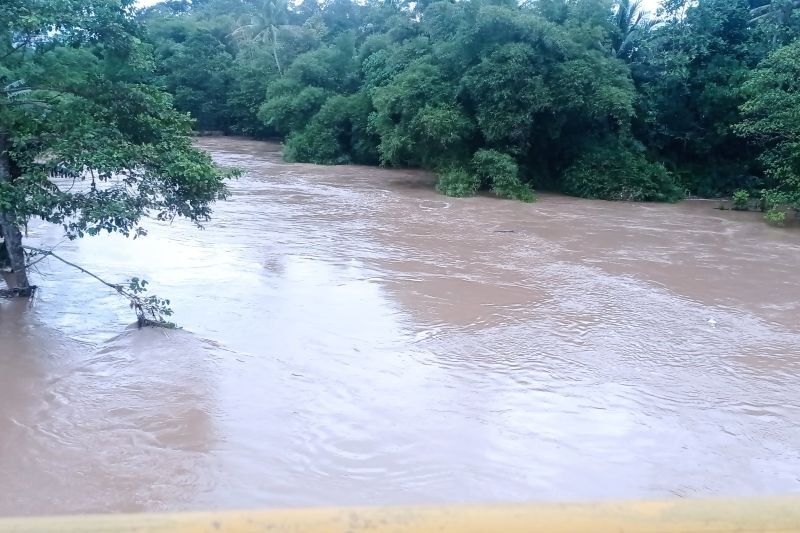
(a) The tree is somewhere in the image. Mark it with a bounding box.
[133,0,800,220]
[634,0,756,196]
[750,0,800,47]
[248,0,675,200]
[0,0,231,313]
[610,0,655,61]
[225,44,281,136]
[230,0,289,74]
[369,61,475,168]
[159,30,234,131]
[736,40,800,218]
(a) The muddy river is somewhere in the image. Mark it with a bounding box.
[1,137,799,515]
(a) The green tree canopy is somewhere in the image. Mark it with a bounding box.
[1,0,231,310]
[134,0,800,222]
[737,40,800,216]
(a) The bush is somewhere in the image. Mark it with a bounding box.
[435,167,480,197]
[471,149,535,202]
[284,129,343,164]
[562,141,683,202]
[732,189,750,210]
[760,189,795,211]
[764,209,787,226]
[284,93,378,165]
[760,189,796,226]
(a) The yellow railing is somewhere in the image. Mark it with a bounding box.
[2,498,799,532]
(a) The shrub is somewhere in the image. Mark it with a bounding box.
[760,189,796,211]
[562,141,683,202]
[732,189,750,210]
[435,167,480,197]
[284,93,378,165]
[284,129,343,164]
[764,209,787,226]
[471,149,535,202]
[760,189,795,226]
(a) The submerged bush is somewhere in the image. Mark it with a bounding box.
[764,209,787,226]
[562,142,683,202]
[471,149,535,202]
[435,167,480,197]
[732,189,750,210]
[760,189,797,212]
[760,189,795,225]
[284,129,342,164]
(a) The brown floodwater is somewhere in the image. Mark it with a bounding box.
[1,137,799,516]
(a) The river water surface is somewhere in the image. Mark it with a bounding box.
[1,137,799,515]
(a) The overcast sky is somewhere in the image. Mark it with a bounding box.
[135,0,663,14]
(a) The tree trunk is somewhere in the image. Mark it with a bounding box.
[0,132,31,293]
[271,24,282,75]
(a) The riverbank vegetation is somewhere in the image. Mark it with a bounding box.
[1,0,232,316]
[137,0,800,221]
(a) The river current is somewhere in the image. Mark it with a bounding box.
[1,137,798,515]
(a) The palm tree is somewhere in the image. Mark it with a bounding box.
[750,0,800,46]
[750,0,800,23]
[230,0,288,75]
[610,0,656,61]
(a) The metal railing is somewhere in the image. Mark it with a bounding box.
[1,497,799,532]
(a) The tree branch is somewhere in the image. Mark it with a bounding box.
[0,99,54,110]
[19,245,176,328]
[0,36,33,60]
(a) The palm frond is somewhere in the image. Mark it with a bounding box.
[2,80,32,99]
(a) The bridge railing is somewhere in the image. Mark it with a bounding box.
[1,497,799,532]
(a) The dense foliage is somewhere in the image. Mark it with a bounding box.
[137,0,800,219]
[1,0,232,307]
[737,40,800,220]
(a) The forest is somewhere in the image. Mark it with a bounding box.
[135,0,800,221]
[43,0,800,222]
